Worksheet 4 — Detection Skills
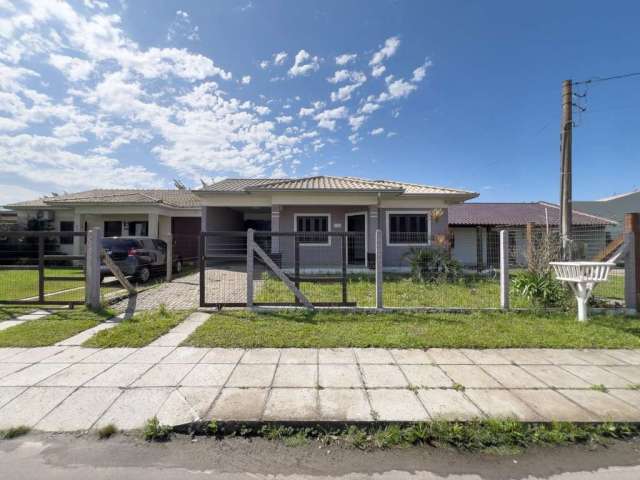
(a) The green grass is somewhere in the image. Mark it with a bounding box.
[0,426,31,440]
[0,306,35,321]
[83,307,191,348]
[0,307,113,347]
[183,309,640,349]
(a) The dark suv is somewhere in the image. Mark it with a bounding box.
[100,237,183,283]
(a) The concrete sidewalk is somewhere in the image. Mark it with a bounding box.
[1,342,640,431]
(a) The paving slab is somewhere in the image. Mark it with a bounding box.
[85,363,152,387]
[354,348,395,364]
[562,365,631,388]
[80,348,137,364]
[511,389,596,422]
[240,348,280,364]
[263,388,318,421]
[427,349,473,364]
[319,389,372,421]
[360,364,408,388]
[120,347,175,364]
[604,366,640,384]
[464,389,543,421]
[417,389,484,421]
[480,365,548,389]
[279,348,318,364]
[0,363,69,387]
[38,363,111,387]
[200,348,244,364]
[7,347,65,363]
[367,389,429,421]
[148,312,209,347]
[132,364,194,387]
[180,363,235,387]
[538,349,587,365]
[0,387,74,428]
[389,349,432,364]
[495,349,551,365]
[0,386,27,409]
[318,348,356,364]
[0,321,24,331]
[461,349,510,365]
[440,365,502,389]
[568,350,624,366]
[41,347,100,363]
[208,388,268,421]
[0,348,27,361]
[608,389,640,407]
[160,347,208,364]
[558,389,640,421]
[94,387,173,430]
[605,350,640,365]
[272,364,317,388]
[400,365,453,388]
[521,365,591,389]
[36,387,122,431]
[226,364,276,387]
[319,364,363,388]
[0,363,30,380]
[157,387,220,425]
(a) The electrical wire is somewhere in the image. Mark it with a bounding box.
[573,71,640,85]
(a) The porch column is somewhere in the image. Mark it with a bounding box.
[73,212,84,256]
[271,205,281,253]
[148,212,159,237]
[200,206,208,232]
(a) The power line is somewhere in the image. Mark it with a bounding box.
[573,71,640,85]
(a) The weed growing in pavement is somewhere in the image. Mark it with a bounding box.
[97,424,117,439]
[628,384,640,390]
[453,382,465,392]
[142,417,171,442]
[590,384,608,393]
[0,426,30,440]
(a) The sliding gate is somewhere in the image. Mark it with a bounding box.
[199,231,373,308]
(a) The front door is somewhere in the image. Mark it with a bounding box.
[346,213,366,266]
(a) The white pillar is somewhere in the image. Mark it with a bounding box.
[500,230,510,310]
[375,229,383,309]
[271,205,281,253]
[148,213,159,237]
[85,227,102,310]
[73,212,83,256]
[247,229,254,308]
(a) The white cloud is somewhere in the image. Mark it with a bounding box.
[412,60,432,82]
[0,183,45,205]
[370,36,400,66]
[288,49,319,77]
[298,107,315,117]
[273,51,288,65]
[378,78,417,102]
[327,70,366,84]
[335,53,357,66]
[254,105,271,115]
[348,115,366,131]
[330,82,363,102]
[48,54,93,81]
[167,9,200,42]
[371,64,386,78]
[370,127,384,136]
[348,133,360,144]
[313,106,348,131]
[240,75,251,84]
[275,115,292,124]
[359,102,379,114]
[259,60,269,69]
[386,131,396,138]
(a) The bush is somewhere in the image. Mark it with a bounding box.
[403,247,462,283]
[512,270,568,308]
[142,416,171,442]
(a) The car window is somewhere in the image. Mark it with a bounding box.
[102,239,142,250]
[152,240,167,251]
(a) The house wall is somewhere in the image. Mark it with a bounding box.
[451,227,477,266]
[575,194,639,237]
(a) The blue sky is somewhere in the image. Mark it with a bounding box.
[1,0,639,205]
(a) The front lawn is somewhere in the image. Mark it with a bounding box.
[83,308,191,348]
[183,310,640,349]
[0,307,113,347]
[0,306,35,321]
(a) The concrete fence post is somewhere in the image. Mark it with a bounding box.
[624,213,639,314]
[165,233,173,282]
[85,227,102,310]
[499,229,510,310]
[375,229,383,309]
[247,229,254,308]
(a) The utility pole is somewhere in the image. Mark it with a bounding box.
[559,79,573,260]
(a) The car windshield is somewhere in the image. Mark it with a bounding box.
[102,238,142,250]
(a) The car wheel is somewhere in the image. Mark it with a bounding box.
[174,259,183,274]
[137,266,151,283]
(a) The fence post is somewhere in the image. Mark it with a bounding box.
[499,230,510,310]
[246,229,254,308]
[37,235,45,303]
[85,228,102,310]
[165,233,173,282]
[624,213,639,314]
[375,229,383,309]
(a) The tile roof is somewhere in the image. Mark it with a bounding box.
[448,202,616,226]
[7,189,200,209]
[203,176,477,196]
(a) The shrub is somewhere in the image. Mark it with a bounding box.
[403,247,462,283]
[511,270,568,308]
[142,416,171,442]
[97,424,117,439]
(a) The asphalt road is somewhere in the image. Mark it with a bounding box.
[1,433,640,479]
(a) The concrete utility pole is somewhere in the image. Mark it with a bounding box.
[559,79,573,260]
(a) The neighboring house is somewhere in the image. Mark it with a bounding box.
[5,190,201,258]
[575,189,640,238]
[193,176,478,270]
[448,202,616,269]
[0,209,17,226]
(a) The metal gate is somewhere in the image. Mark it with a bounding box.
[0,231,86,306]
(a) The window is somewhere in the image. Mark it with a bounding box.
[128,221,148,236]
[59,221,74,245]
[104,221,122,237]
[295,214,330,245]
[387,212,430,245]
